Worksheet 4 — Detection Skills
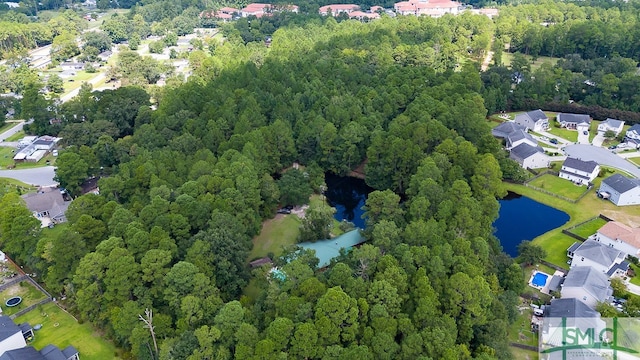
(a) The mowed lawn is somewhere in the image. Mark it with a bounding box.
[505,181,640,268]
[16,302,120,360]
[0,282,48,316]
[569,217,607,238]
[249,214,301,260]
[546,126,578,142]
[527,174,587,200]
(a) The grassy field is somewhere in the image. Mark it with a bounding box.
[62,71,99,93]
[569,217,607,238]
[527,174,588,200]
[509,307,538,348]
[505,180,640,268]
[510,346,538,360]
[0,178,37,194]
[249,215,301,260]
[0,281,48,316]
[546,126,578,142]
[630,264,640,286]
[502,52,561,71]
[5,130,24,142]
[628,157,640,166]
[16,302,120,360]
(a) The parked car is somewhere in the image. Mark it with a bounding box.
[550,138,558,144]
[276,208,291,214]
[583,131,589,135]
[609,145,617,150]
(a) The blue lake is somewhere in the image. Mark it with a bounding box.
[324,174,373,229]
[493,192,570,257]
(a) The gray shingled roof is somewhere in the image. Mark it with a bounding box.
[602,173,640,194]
[603,118,624,128]
[21,190,67,214]
[0,315,22,342]
[39,345,68,360]
[547,275,564,293]
[627,124,640,135]
[558,113,591,124]
[568,242,581,253]
[0,348,43,360]
[61,346,79,359]
[509,143,542,161]
[491,122,524,138]
[574,239,624,267]
[506,129,536,148]
[562,157,599,173]
[525,109,547,121]
[563,266,613,302]
[545,298,599,318]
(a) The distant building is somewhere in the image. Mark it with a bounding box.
[13,136,58,163]
[17,136,37,149]
[319,4,360,15]
[97,50,112,62]
[558,157,599,185]
[598,173,640,206]
[393,0,462,17]
[349,10,381,20]
[60,62,85,71]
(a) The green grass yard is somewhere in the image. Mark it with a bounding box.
[0,281,48,316]
[510,346,538,360]
[628,157,640,166]
[4,130,24,142]
[546,126,578,142]
[249,215,301,260]
[630,264,640,286]
[509,307,538,348]
[16,302,120,360]
[527,174,588,200]
[0,147,56,170]
[502,52,560,71]
[569,218,607,238]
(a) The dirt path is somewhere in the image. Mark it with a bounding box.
[481,37,495,71]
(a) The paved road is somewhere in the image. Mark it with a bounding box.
[0,167,57,187]
[564,144,640,178]
[0,121,25,142]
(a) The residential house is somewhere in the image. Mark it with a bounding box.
[393,0,461,17]
[0,345,79,360]
[21,188,71,226]
[560,266,613,309]
[509,143,550,169]
[558,157,600,185]
[598,173,640,206]
[557,113,591,131]
[240,3,271,17]
[97,50,112,62]
[597,118,624,136]
[13,136,58,162]
[0,316,33,356]
[541,298,605,352]
[370,5,384,12]
[514,109,549,132]
[595,221,640,259]
[491,122,539,150]
[17,136,37,149]
[624,124,640,148]
[567,239,628,276]
[319,4,360,15]
[491,121,525,139]
[349,10,381,19]
[60,62,85,71]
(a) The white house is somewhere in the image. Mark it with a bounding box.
[509,143,549,169]
[598,174,640,206]
[624,124,640,148]
[558,157,600,185]
[394,0,461,17]
[0,316,32,356]
[557,113,591,132]
[318,3,360,15]
[541,298,606,354]
[595,221,640,259]
[13,136,58,162]
[597,118,625,136]
[560,266,613,309]
[514,109,549,132]
[567,239,628,276]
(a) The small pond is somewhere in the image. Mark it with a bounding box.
[493,192,570,257]
[324,173,373,229]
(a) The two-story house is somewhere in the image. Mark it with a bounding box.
[595,221,640,259]
[567,239,628,277]
[557,113,591,131]
[514,109,549,132]
[597,118,625,136]
[624,124,640,148]
[559,158,600,185]
[598,174,640,206]
[560,266,613,309]
[509,143,550,169]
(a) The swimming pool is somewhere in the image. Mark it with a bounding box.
[531,272,549,288]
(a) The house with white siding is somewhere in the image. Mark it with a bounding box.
[559,157,599,185]
[598,174,640,206]
[514,109,549,132]
[595,221,640,259]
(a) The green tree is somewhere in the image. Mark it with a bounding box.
[54,151,89,196]
[517,241,547,266]
[46,74,64,94]
[298,202,335,243]
[277,169,312,206]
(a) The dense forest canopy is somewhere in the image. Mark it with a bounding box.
[0,13,531,359]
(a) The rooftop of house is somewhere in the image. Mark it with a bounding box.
[563,266,613,302]
[516,109,547,122]
[573,239,625,268]
[602,118,624,128]
[21,188,67,214]
[219,6,239,12]
[319,4,360,11]
[601,173,640,194]
[491,121,525,137]
[0,316,23,342]
[509,143,544,161]
[0,345,79,360]
[558,113,591,124]
[545,298,599,319]
[562,157,599,173]
[627,124,640,134]
[597,221,640,249]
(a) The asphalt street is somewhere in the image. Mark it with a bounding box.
[563,144,640,178]
[0,166,57,187]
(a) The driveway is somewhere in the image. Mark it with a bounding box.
[0,167,57,186]
[564,144,640,178]
[592,132,605,147]
[577,130,590,144]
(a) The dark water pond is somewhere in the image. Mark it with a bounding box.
[493,192,570,257]
[324,174,373,229]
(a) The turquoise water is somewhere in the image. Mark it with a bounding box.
[298,229,365,267]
